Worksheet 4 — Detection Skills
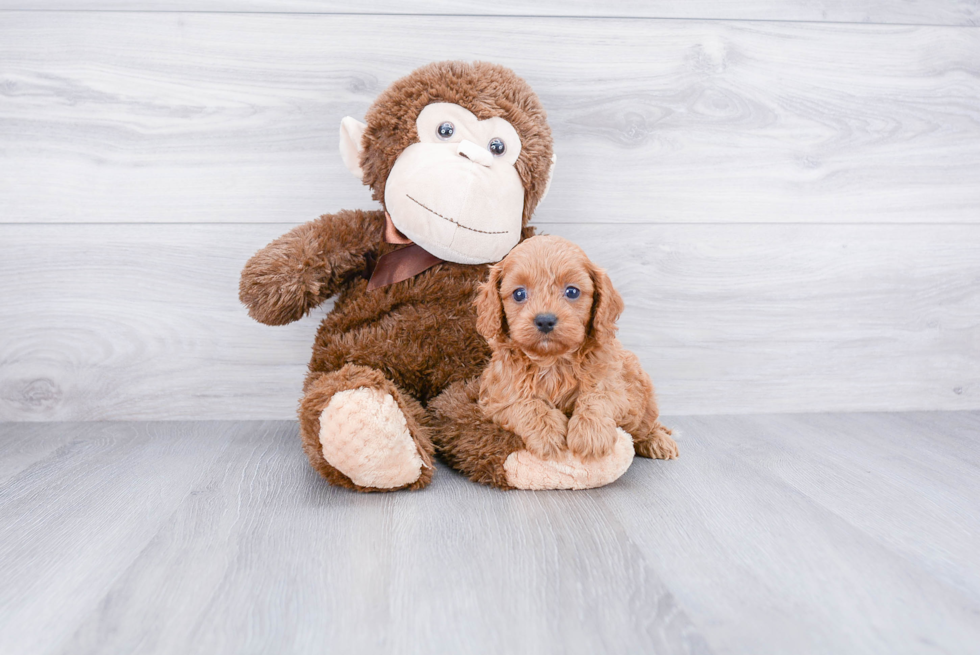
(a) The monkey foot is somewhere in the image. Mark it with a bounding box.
[318,387,424,489]
[503,428,634,490]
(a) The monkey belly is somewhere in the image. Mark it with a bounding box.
[307,268,491,403]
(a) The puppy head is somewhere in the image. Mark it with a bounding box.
[475,235,623,357]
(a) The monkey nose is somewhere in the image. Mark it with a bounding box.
[534,313,558,334]
[456,140,494,167]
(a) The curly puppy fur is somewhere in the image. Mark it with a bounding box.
[239,62,553,491]
[475,235,678,462]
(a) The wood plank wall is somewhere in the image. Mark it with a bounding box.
[1,4,978,420]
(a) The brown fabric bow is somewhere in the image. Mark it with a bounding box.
[367,212,444,291]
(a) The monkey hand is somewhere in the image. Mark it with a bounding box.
[239,231,331,326]
[240,211,383,325]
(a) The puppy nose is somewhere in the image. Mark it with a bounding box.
[534,313,558,333]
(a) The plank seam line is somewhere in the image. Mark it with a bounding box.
[0,9,977,30]
[1,411,979,427]
[2,222,980,227]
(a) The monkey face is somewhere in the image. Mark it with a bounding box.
[381,103,526,264]
[341,94,554,265]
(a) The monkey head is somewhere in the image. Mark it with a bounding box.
[338,61,556,265]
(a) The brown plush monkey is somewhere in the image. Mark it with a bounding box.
[240,61,631,491]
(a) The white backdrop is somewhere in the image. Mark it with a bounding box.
[1,3,978,420]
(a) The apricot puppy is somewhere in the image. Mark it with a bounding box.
[475,235,679,462]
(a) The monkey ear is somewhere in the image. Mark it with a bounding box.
[537,153,557,206]
[475,263,507,344]
[339,116,368,180]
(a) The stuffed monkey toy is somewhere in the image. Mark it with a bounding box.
[240,61,634,491]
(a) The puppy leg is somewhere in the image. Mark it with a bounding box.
[634,423,679,460]
[500,400,568,460]
[567,405,620,461]
[621,352,679,460]
[566,374,626,460]
[428,379,634,490]
[479,390,568,460]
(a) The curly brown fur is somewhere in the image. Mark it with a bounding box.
[300,364,435,492]
[427,378,525,490]
[475,235,678,462]
[240,61,554,491]
[239,209,384,326]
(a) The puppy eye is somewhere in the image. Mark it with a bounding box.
[488,138,506,156]
[437,122,455,139]
[512,287,527,302]
[564,286,581,300]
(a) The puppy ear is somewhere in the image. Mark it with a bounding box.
[588,263,624,344]
[475,263,507,344]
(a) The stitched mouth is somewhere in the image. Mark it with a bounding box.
[405,194,510,235]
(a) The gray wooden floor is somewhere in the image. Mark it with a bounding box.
[1,413,978,654]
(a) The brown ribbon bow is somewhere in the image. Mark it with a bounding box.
[366,212,444,291]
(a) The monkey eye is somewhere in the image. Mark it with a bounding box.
[512,287,527,302]
[437,122,455,139]
[488,138,506,156]
[564,286,581,300]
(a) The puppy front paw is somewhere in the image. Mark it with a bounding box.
[520,410,568,460]
[635,423,679,460]
[567,414,618,460]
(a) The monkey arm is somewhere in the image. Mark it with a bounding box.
[239,209,383,326]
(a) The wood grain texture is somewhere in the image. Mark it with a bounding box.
[735,412,980,600]
[0,422,244,655]
[602,412,980,655]
[0,420,710,655]
[1,222,977,421]
[1,414,978,654]
[0,421,77,483]
[1,13,979,225]
[1,1,978,26]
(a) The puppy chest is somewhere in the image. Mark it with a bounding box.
[533,367,581,415]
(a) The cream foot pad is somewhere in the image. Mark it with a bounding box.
[319,388,423,489]
[503,428,634,490]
